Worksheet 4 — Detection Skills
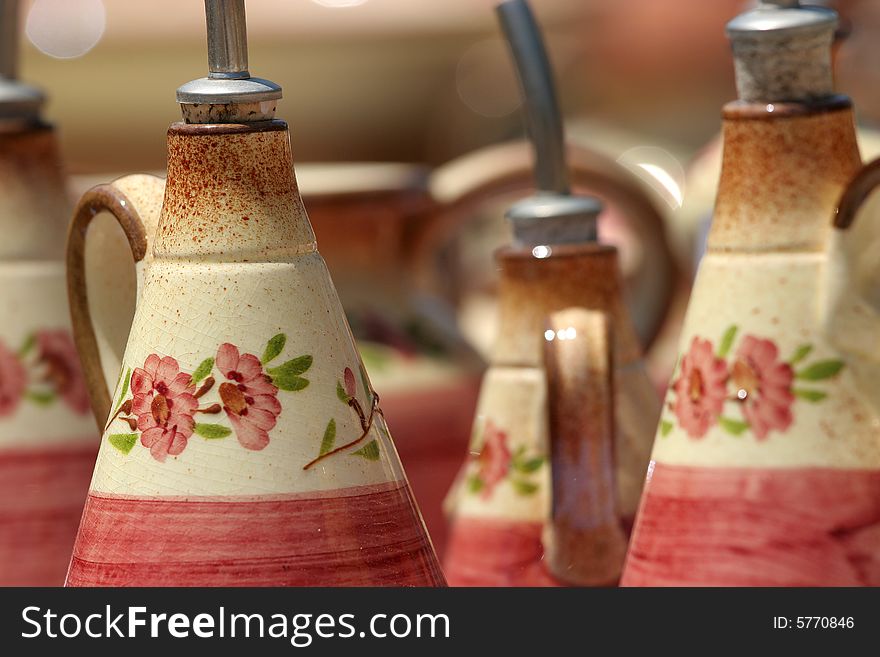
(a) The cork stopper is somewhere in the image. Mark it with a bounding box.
[726,0,838,103]
[0,0,44,121]
[497,0,600,247]
[177,0,281,123]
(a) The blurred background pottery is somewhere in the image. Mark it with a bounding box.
[443,0,655,586]
[678,0,880,273]
[0,0,96,586]
[65,0,444,587]
[623,1,880,587]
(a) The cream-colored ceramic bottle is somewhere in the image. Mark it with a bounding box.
[623,1,880,586]
[443,0,654,587]
[0,0,96,586]
[64,0,443,587]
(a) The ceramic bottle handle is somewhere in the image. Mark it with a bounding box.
[835,158,880,230]
[424,140,677,348]
[541,307,627,586]
[66,175,164,428]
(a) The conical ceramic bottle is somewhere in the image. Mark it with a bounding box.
[300,141,677,557]
[0,0,96,585]
[443,0,656,586]
[64,0,444,587]
[623,1,880,586]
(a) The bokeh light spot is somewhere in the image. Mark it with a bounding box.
[26,0,106,60]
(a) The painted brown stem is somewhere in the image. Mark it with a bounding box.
[302,394,381,471]
[103,399,133,432]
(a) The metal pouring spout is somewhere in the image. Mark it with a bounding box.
[0,0,45,121]
[496,0,601,248]
[176,0,282,123]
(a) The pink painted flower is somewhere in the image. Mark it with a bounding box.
[672,337,729,438]
[130,354,198,462]
[477,421,513,499]
[731,336,794,440]
[0,340,26,417]
[216,343,281,451]
[36,330,90,415]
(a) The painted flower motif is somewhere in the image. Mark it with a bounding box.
[130,354,198,462]
[216,343,281,451]
[36,330,90,415]
[477,421,513,499]
[0,340,26,417]
[731,335,795,440]
[672,337,729,439]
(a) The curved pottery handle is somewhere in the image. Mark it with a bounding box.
[824,159,880,411]
[66,174,165,428]
[542,307,626,586]
[425,140,677,348]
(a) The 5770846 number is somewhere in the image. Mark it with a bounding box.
[773,617,854,629]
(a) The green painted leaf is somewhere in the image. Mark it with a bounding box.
[794,388,827,402]
[336,380,350,404]
[26,390,55,406]
[352,439,380,461]
[194,423,232,439]
[796,360,845,381]
[319,419,336,456]
[268,356,313,390]
[261,333,287,364]
[511,479,539,496]
[718,325,738,358]
[513,456,545,474]
[191,358,214,384]
[719,416,749,436]
[109,433,138,455]
[467,475,484,494]
[273,375,309,392]
[18,333,36,357]
[789,344,813,365]
[660,419,674,437]
[113,368,132,414]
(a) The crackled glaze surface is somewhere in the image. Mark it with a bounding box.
[66,122,444,587]
[622,103,880,587]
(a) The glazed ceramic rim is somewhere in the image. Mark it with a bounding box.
[722,94,852,120]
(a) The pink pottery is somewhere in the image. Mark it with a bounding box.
[63,1,443,587]
[0,1,96,585]
[443,0,657,587]
[623,1,880,586]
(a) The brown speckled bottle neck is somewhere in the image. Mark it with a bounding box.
[709,97,861,253]
[493,244,642,367]
[0,121,69,261]
[153,120,316,262]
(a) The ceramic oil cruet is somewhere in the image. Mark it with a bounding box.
[623,1,880,586]
[65,0,444,587]
[443,0,657,586]
[0,0,96,586]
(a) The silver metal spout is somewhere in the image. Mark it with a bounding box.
[0,0,44,120]
[0,0,18,80]
[206,0,249,79]
[496,0,599,247]
[497,0,568,195]
[177,0,281,121]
